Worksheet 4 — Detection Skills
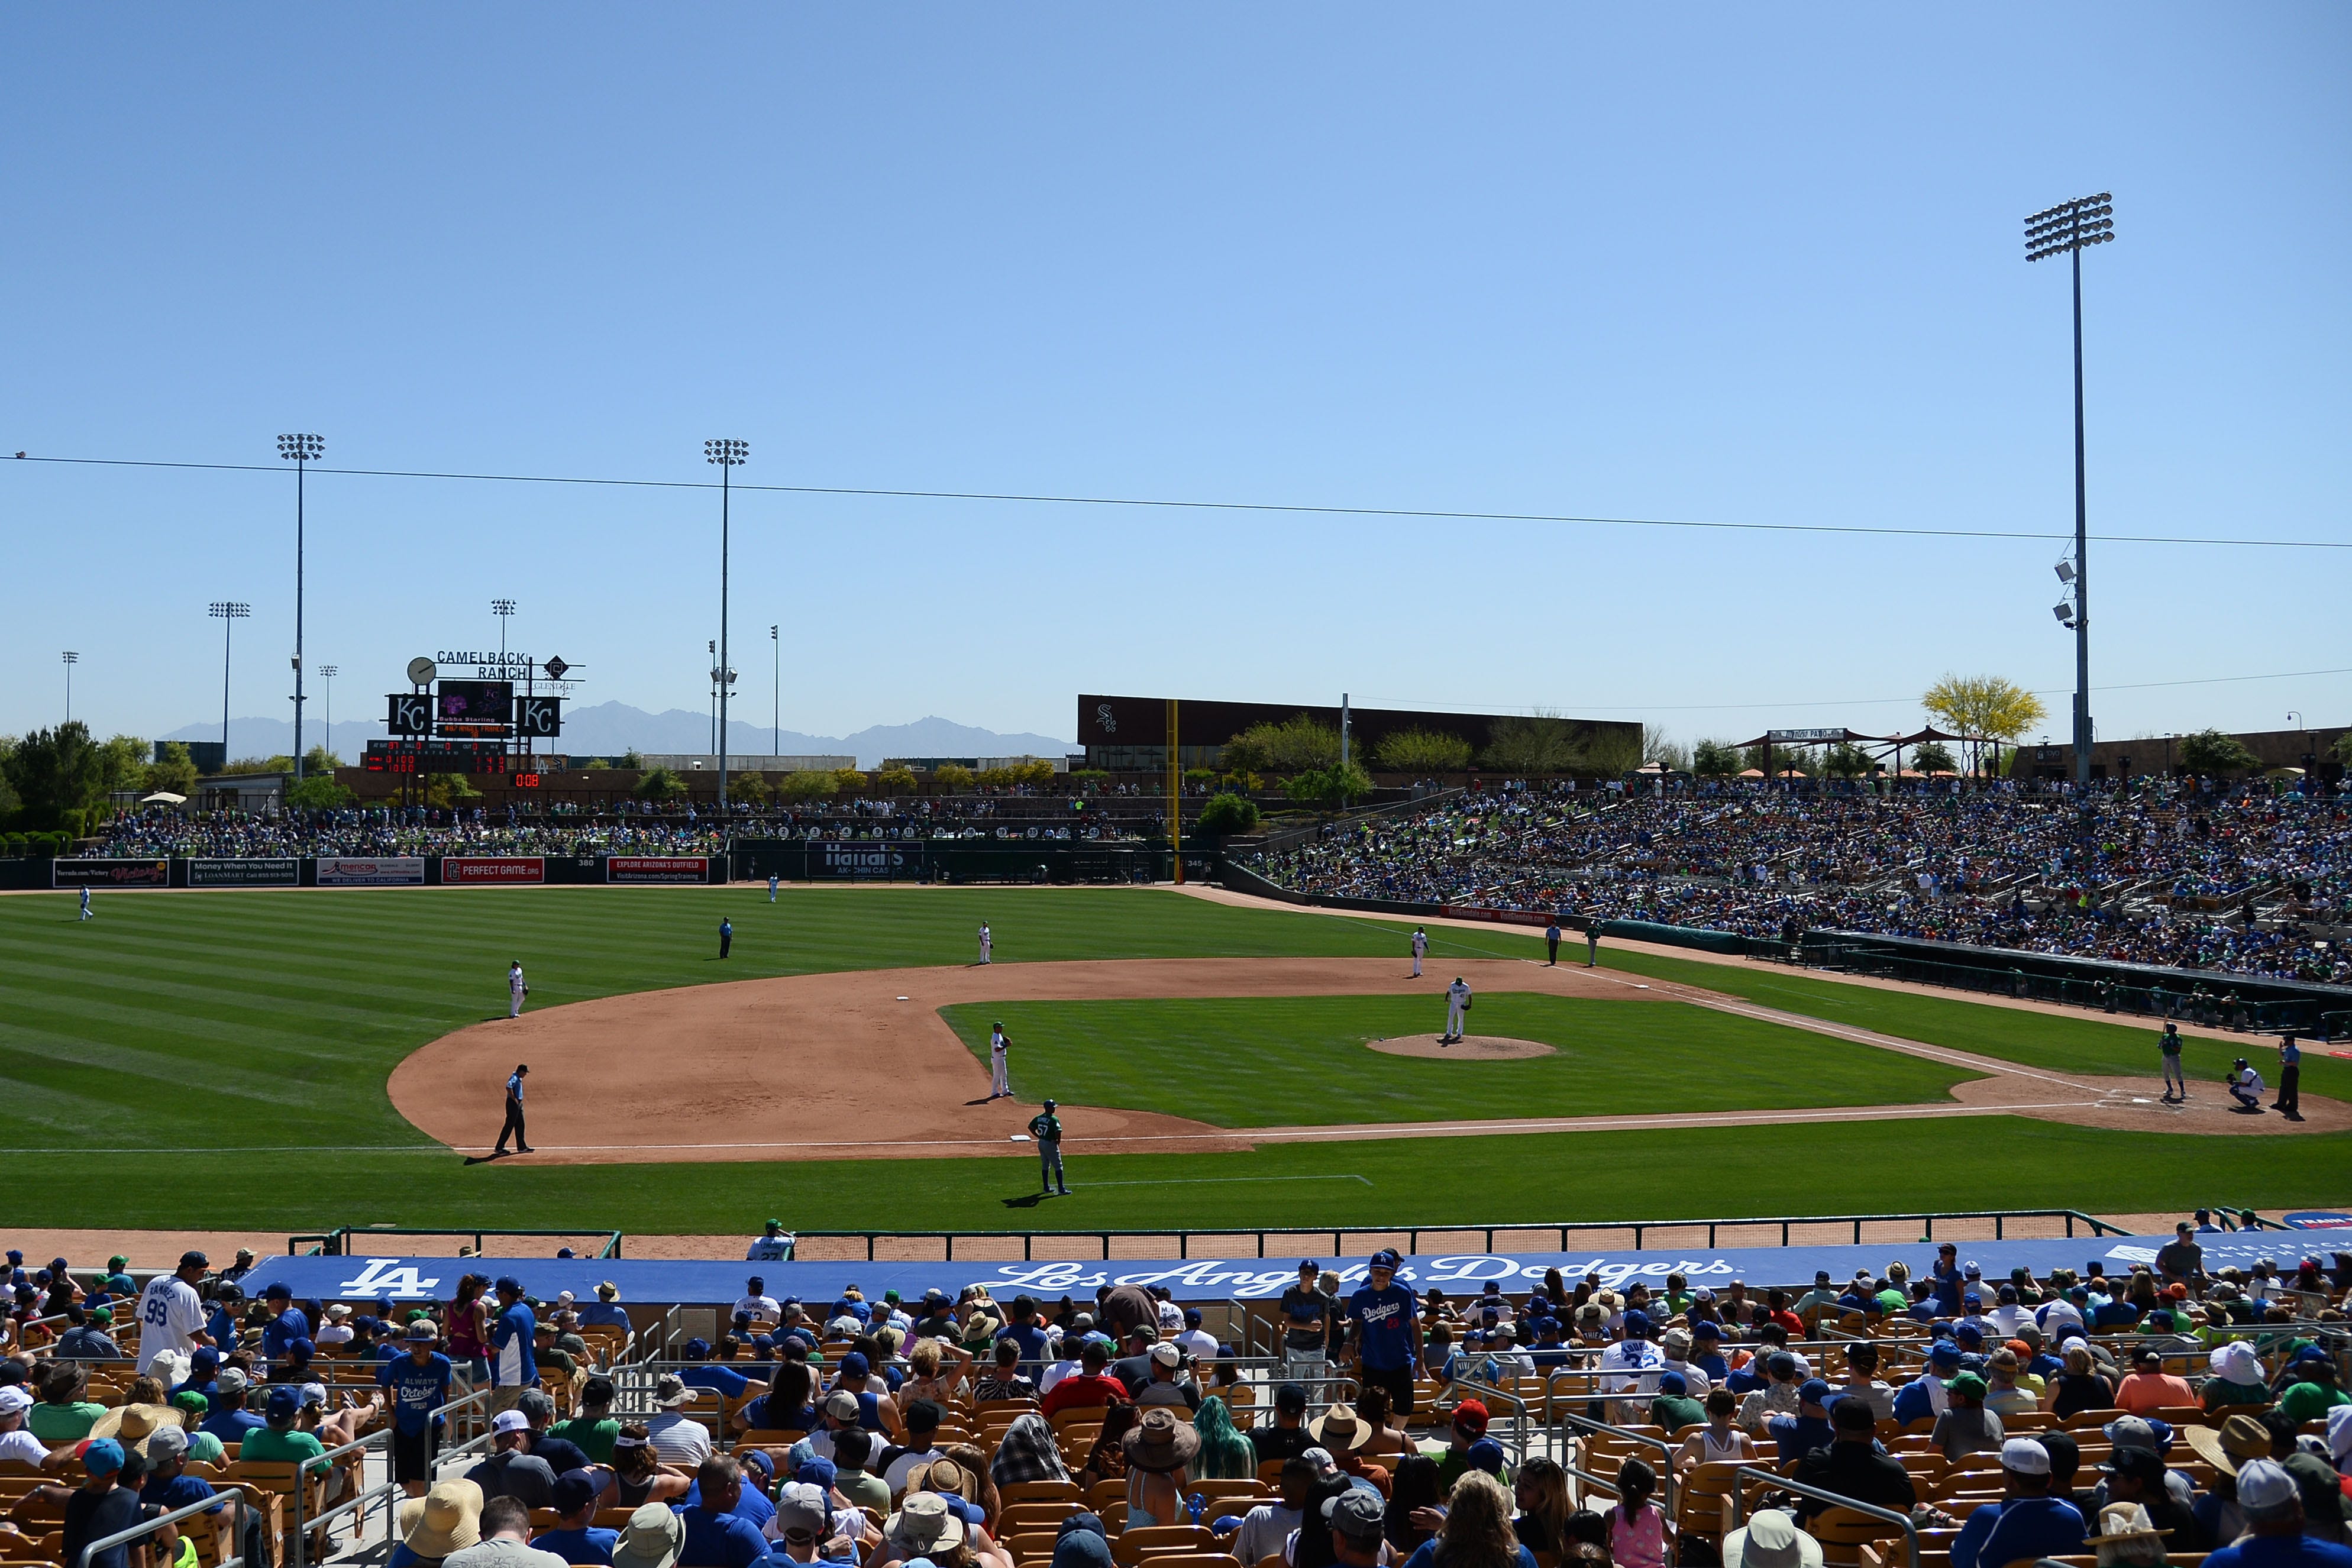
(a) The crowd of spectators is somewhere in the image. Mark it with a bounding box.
[4,1232,2350,1568]
[1252,777,2352,984]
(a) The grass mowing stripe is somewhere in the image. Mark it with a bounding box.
[939,994,1973,1127]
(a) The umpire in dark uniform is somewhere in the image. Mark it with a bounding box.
[495,1063,532,1155]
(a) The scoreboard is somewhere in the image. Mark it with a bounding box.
[363,739,519,775]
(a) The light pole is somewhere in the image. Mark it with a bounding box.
[705,439,748,807]
[208,602,249,754]
[770,625,780,758]
[2025,195,2113,787]
[319,665,338,759]
[492,599,516,669]
[61,651,78,725]
[708,639,718,756]
[277,433,324,779]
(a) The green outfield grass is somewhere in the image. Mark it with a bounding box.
[939,994,1970,1126]
[0,884,2341,1233]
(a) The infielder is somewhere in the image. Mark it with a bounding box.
[988,1021,1012,1099]
[1029,1099,1069,1195]
[508,960,528,1019]
[2159,1020,2186,1102]
[1410,927,1427,977]
[978,922,993,965]
[767,872,779,903]
[1442,976,1472,1045]
[1586,920,1601,967]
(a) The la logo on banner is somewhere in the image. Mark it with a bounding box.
[339,1259,444,1298]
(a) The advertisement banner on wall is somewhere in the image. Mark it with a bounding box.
[51,859,169,888]
[187,858,301,888]
[809,842,921,880]
[316,857,428,887]
[605,856,710,884]
[441,857,546,886]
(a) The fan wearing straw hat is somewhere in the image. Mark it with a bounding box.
[1723,1509,1822,1568]
[1119,1407,1198,1530]
[389,1478,484,1568]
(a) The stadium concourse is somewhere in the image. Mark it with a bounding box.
[4,1223,2351,1568]
[1248,777,2352,984]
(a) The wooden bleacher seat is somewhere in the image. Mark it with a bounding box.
[1000,1480,1082,1504]
[1000,1502,1086,1536]
[1807,1505,1907,1568]
[1132,1556,1242,1568]
[1111,1526,1222,1566]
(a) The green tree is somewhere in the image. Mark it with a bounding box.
[1823,741,1875,778]
[423,772,483,808]
[833,768,869,794]
[1642,728,1692,774]
[1922,674,2048,775]
[1482,715,1582,773]
[2180,729,2260,776]
[582,756,612,771]
[778,770,837,803]
[1371,727,1475,772]
[632,766,688,803]
[1581,726,1644,779]
[933,762,975,790]
[94,735,151,797]
[144,742,200,797]
[303,744,345,774]
[877,764,918,794]
[730,772,773,806]
[1221,715,1340,774]
[620,749,645,769]
[1691,739,1742,778]
[1284,761,1373,814]
[1192,791,1261,836]
[285,774,355,810]
[1,723,108,830]
[2333,732,2352,770]
[1911,741,1958,776]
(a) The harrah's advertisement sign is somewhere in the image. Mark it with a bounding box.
[441,857,546,886]
[606,856,709,884]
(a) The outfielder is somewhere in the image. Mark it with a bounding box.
[978,922,993,964]
[1442,976,1472,1045]
[508,960,528,1019]
[988,1022,1012,1099]
[768,872,779,903]
[1029,1099,1069,1195]
[1410,927,1427,977]
[78,887,93,921]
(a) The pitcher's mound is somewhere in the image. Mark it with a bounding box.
[1367,1034,1557,1061]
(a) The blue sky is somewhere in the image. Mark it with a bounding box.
[4,5,2345,753]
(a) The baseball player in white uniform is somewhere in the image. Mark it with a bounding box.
[978,922,993,964]
[79,887,93,921]
[1410,927,1427,977]
[508,960,528,1019]
[988,1022,1011,1098]
[768,872,779,902]
[1442,976,1472,1045]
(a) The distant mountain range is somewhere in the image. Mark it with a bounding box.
[161,704,1073,770]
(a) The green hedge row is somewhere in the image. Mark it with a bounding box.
[1,830,75,858]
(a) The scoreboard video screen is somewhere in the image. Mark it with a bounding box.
[435,680,512,728]
[363,739,516,775]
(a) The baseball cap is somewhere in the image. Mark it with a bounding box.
[552,1474,599,1517]
[1149,1342,1183,1369]
[1946,1373,1987,1401]
[825,1390,861,1421]
[265,1386,302,1421]
[1323,1489,1385,1542]
[216,1366,249,1395]
[795,1457,836,1493]
[777,1482,830,1537]
[1797,1378,1831,1406]
[492,1409,530,1434]
[147,1425,189,1463]
[263,1282,292,1300]
[0,1387,30,1416]
[682,1338,711,1359]
[494,1276,525,1295]
[178,1250,209,1270]
[2000,1438,2050,1475]
[1368,1249,1402,1271]
[1452,1399,1489,1435]
[1658,1372,1688,1397]
[2235,1459,2296,1513]
[406,1320,440,1342]
[1465,1438,1505,1475]
[1274,1383,1307,1414]
[83,1438,125,1477]
[1927,1343,1962,1367]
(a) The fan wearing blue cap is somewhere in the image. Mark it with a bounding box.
[489,1278,538,1413]
[1598,1310,1664,1425]
[1892,1341,1963,1427]
[1345,1251,1421,1418]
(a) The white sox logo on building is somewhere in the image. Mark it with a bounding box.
[1097,704,1116,733]
[339,1259,443,1298]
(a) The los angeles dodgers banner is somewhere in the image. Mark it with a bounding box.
[244,1231,2220,1306]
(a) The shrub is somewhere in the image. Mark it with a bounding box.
[285,774,355,811]
[777,771,836,803]
[833,768,868,794]
[1691,739,1742,777]
[2180,729,2260,776]
[1372,728,1474,772]
[730,772,772,806]
[1221,715,1340,774]
[1284,762,1373,813]
[934,763,976,790]
[1193,792,1261,836]
[876,765,918,794]
[632,767,688,803]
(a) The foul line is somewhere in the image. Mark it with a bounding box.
[1064,1174,1375,1189]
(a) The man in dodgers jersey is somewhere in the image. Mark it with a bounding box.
[1410,928,1427,977]
[1347,1249,1421,1416]
[1442,977,1472,1045]
[135,1250,214,1375]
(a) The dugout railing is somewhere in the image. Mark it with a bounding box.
[289,1225,627,1258]
[782,1207,2130,1262]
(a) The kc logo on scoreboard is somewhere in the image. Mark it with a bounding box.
[386,694,431,735]
[516,696,563,736]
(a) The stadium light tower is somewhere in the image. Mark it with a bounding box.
[705,438,749,808]
[208,602,250,752]
[61,651,78,725]
[277,433,324,779]
[770,624,780,758]
[492,599,516,671]
[2025,194,2113,787]
[318,664,338,758]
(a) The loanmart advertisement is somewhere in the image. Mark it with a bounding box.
[442,857,546,886]
[52,859,169,888]
[606,856,709,884]
[316,856,427,887]
[187,858,300,888]
[243,1231,2210,1307]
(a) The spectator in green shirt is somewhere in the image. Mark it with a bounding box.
[547,1376,620,1464]
[2277,1356,2350,1424]
[27,1364,106,1444]
[1649,1372,1705,1433]
[240,1386,335,1476]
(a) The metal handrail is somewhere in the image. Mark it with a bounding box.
[289,1226,625,1259]
[1555,1408,1679,1554]
[286,1424,399,1568]
[1446,1376,1531,1465]
[784,1208,2130,1260]
[77,1489,244,1568]
[1729,1467,1920,1568]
